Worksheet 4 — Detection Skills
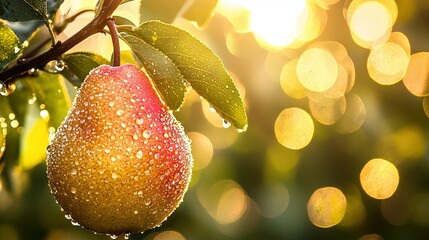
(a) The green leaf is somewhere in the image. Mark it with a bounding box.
[23,71,71,128]
[62,52,109,82]
[120,32,187,111]
[47,0,64,18]
[183,0,218,26]
[94,0,105,19]
[113,15,136,26]
[0,21,21,70]
[0,0,48,22]
[119,50,139,65]
[139,0,187,24]
[123,21,248,129]
[19,105,49,170]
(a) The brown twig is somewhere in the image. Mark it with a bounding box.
[106,17,120,67]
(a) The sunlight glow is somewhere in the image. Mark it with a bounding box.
[346,0,398,48]
[246,0,308,49]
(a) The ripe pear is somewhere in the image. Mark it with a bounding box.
[47,64,193,235]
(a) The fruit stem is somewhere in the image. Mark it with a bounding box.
[106,17,121,67]
[0,0,123,84]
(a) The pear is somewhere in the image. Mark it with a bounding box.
[47,64,193,236]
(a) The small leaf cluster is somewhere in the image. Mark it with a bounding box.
[0,0,247,189]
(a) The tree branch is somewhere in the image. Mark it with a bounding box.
[0,0,123,84]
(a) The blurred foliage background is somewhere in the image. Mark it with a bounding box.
[2,0,429,239]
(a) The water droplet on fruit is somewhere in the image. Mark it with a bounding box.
[124,233,131,239]
[109,101,114,107]
[134,210,139,215]
[137,190,143,197]
[71,187,77,194]
[104,148,111,154]
[116,109,123,116]
[112,173,118,179]
[222,119,231,128]
[71,219,80,226]
[143,129,152,138]
[70,169,77,175]
[133,133,139,140]
[126,72,132,78]
[136,150,143,159]
[136,118,144,125]
[109,234,118,239]
[144,197,151,205]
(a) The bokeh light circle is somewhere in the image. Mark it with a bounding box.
[403,52,429,96]
[360,158,399,199]
[297,48,338,92]
[274,108,314,150]
[307,187,347,228]
[367,42,409,85]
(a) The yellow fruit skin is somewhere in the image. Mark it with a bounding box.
[47,64,193,235]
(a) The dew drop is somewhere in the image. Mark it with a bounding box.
[151,33,158,42]
[237,124,248,133]
[222,119,231,128]
[136,118,144,125]
[137,190,143,197]
[44,60,60,73]
[133,133,139,140]
[71,219,80,226]
[134,210,139,215]
[209,105,216,112]
[136,150,143,159]
[109,101,115,107]
[116,109,124,116]
[55,60,65,72]
[143,129,152,138]
[0,82,9,96]
[112,173,118,179]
